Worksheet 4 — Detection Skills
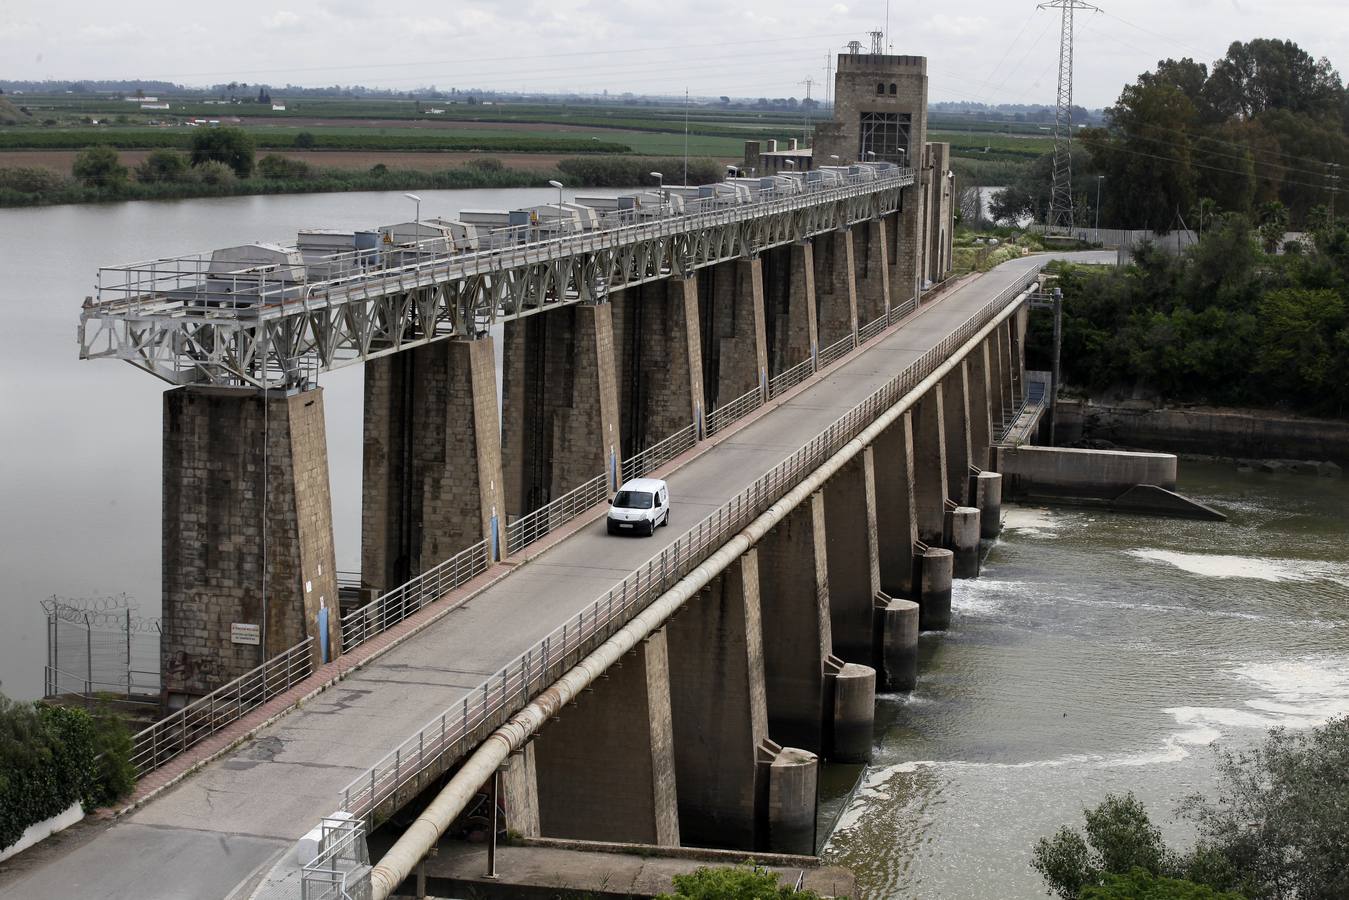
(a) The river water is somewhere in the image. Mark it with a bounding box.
[824,462,1349,897]
[2,193,1346,896]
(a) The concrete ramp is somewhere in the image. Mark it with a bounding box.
[1112,484,1226,521]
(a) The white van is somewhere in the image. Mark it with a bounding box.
[606,478,671,536]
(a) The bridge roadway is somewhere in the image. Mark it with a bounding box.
[0,252,1112,900]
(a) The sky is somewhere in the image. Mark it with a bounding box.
[1,0,1347,109]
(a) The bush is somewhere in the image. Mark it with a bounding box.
[1082,868,1245,900]
[655,863,823,899]
[468,156,504,172]
[556,156,724,188]
[293,131,316,149]
[71,144,127,189]
[257,153,311,180]
[190,126,255,178]
[193,160,236,186]
[135,148,189,183]
[0,166,67,195]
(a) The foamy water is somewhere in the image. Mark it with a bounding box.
[1125,548,1349,584]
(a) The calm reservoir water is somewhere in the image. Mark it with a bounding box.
[1,193,1345,896]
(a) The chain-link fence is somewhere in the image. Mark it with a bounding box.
[42,595,160,702]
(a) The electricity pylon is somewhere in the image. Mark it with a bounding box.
[1038,0,1100,230]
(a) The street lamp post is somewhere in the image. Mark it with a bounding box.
[1095,175,1104,239]
[649,170,666,212]
[548,179,564,231]
[403,193,422,256]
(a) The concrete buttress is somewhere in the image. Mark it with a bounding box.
[912,384,949,546]
[940,361,973,506]
[872,411,920,599]
[612,277,706,455]
[533,630,680,846]
[813,228,859,349]
[502,304,621,516]
[702,258,769,408]
[758,491,832,754]
[821,448,882,665]
[665,551,769,850]
[856,217,891,324]
[362,338,505,596]
[966,341,994,473]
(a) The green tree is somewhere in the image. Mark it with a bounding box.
[655,864,823,900]
[1033,793,1176,899]
[1204,39,1344,122]
[189,126,255,178]
[1257,201,1290,252]
[1082,78,1198,231]
[293,131,315,149]
[71,145,127,189]
[135,148,189,183]
[1182,716,1349,900]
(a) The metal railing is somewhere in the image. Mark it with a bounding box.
[505,474,610,556]
[93,167,913,311]
[128,638,313,778]
[44,665,160,702]
[706,386,764,438]
[301,816,371,900]
[334,267,1042,826]
[857,311,890,344]
[341,540,492,655]
[621,423,699,485]
[818,333,857,369]
[768,357,816,399]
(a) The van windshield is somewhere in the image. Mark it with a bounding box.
[613,490,654,510]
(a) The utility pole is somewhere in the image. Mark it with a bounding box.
[799,77,816,145]
[825,54,833,111]
[683,87,689,185]
[868,29,884,55]
[1330,162,1341,222]
[1038,0,1101,231]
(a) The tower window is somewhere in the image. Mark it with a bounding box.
[889,83,897,95]
[858,111,912,165]
[876,82,885,95]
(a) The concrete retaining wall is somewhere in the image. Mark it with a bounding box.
[1058,400,1349,464]
[996,445,1177,498]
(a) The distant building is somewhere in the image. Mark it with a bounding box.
[272,103,287,111]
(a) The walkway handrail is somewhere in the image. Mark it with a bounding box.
[341,540,492,655]
[336,267,1042,824]
[620,423,699,485]
[505,474,610,556]
[127,637,314,777]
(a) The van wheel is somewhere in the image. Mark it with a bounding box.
[661,510,670,527]
[645,520,656,537]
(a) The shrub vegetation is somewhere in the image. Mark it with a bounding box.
[0,693,136,852]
